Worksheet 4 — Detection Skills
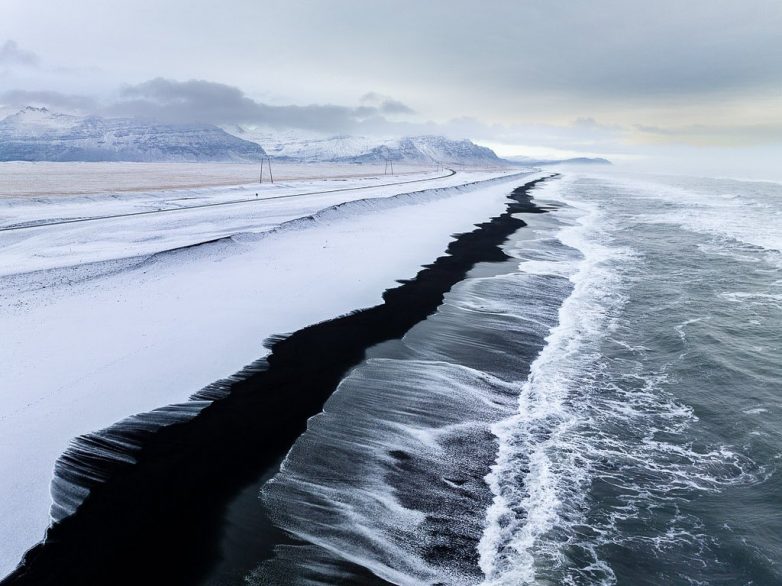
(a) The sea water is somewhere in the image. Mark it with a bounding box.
[252,172,781,585]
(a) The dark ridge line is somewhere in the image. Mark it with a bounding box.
[3,174,555,586]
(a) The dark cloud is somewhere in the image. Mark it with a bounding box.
[360,92,415,115]
[0,40,39,67]
[108,78,403,132]
[0,78,414,134]
[0,89,96,112]
[0,76,628,154]
[4,0,782,144]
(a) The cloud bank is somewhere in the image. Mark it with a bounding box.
[0,40,39,67]
[101,78,412,132]
[1,0,781,168]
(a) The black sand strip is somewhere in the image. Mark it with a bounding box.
[3,176,553,586]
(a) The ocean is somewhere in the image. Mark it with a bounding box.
[250,172,782,585]
[5,171,778,586]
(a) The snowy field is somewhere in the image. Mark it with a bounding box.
[0,164,538,578]
[0,167,474,274]
[0,160,445,197]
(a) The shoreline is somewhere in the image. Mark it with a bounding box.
[4,175,553,586]
[0,168,529,575]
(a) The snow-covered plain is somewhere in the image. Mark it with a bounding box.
[0,166,470,275]
[0,165,539,578]
[0,160,438,197]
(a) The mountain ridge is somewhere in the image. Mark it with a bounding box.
[505,154,612,166]
[224,126,505,166]
[0,107,609,167]
[0,107,265,162]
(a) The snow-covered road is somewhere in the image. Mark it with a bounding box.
[0,167,539,578]
[0,169,456,232]
[0,168,490,276]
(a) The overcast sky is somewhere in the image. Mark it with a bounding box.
[2,0,781,169]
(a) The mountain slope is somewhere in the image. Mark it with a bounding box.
[505,154,612,166]
[0,107,265,162]
[225,126,505,166]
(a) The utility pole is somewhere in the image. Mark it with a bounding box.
[259,155,274,184]
[381,146,394,176]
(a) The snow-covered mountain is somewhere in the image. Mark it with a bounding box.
[225,126,505,165]
[0,107,265,162]
[505,154,612,166]
[0,107,508,165]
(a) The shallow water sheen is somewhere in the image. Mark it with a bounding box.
[252,173,782,585]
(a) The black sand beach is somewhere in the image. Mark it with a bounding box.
[4,176,551,586]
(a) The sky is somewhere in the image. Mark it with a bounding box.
[2,0,781,174]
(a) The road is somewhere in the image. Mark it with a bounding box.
[0,169,456,233]
[0,168,513,276]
